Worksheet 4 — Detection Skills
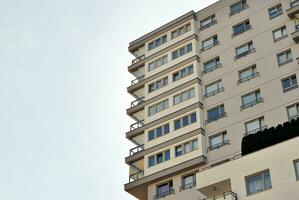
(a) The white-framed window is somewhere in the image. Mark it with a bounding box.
[209,131,228,150]
[155,180,174,199]
[200,14,217,30]
[294,160,299,181]
[181,174,196,190]
[268,4,283,19]
[175,139,198,157]
[277,49,293,66]
[230,0,248,16]
[235,41,254,59]
[173,88,195,105]
[172,43,192,60]
[245,117,265,135]
[148,99,169,116]
[246,170,272,195]
[148,124,170,141]
[287,103,299,120]
[148,149,171,167]
[148,55,168,71]
[241,90,262,109]
[203,56,221,74]
[171,23,191,39]
[148,35,167,51]
[174,113,197,130]
[205,80,224,98]
[173,65,194,82]
[201,35,219,51]
[273,26,287,42]
[281,74,297,92]
[207,105,225,123]
[238,65,258,84]
[148,77,168,93]
[232,19,251,37]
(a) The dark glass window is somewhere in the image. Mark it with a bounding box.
[148,130,155,141]
[174,120,181,130]
[164,150,170,161]
[164,124,170,134]
[182,116,189,127]
[191,113,197,123]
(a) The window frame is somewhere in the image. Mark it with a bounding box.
[272,26,287,42]
[173,87,195,105]
[232,19,251,37]
[294,159,299,181]
[204,79,224,98]
[287,103,299,120]
[171,23,191,39]
[238,64,258,84]
[148,149,171,168]
[148,99,169,116]
[148,35,167,51]
[241,89,263,110]
[148,55,168,72]
[172,43,193,60]
[235,41,255,60]
[268,4,283,19]
[230,0,248,16]
[175,139,198,157]
[174,112,197,130]
[172,65,194,82]
[245,170,272,196]
[199,14,217,31]
[206,104,226,123]
[203,56,221,74]
[148,123,170,141]
[208,131,229,150]
[201,35,219,52]
[281,74,298,92]
[148,76,168,93]
[277,49,293,66]
[244,117,265,136]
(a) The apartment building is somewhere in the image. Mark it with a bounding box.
[124,0,299,199]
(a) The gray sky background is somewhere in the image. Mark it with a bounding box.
[0,0,218,199]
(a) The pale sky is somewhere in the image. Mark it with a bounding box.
[0,0,218,199]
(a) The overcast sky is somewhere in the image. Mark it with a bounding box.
[0,0,218,199]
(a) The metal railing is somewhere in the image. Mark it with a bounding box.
[132,54,145,65]
[179,181,196,191]
[199,20,217,31]
[202,191,238,200]
[202,63,222,74]
[154,188,175,199]
[208,140,230,151]
[241,97,264,110]
[130,97,145,108]
[234,48,256,60]
[131,75,145,86]
[129,170,144,183]
[244,125,267,136]
[130,120,144,131]
[232,25,252,37]
[237,72,259,84]
[229,3,249,16]
[206,112,226,124]
[201,40,219,52]
[291,0,299,8]
[204,87,224,98]
[129,144,144,156]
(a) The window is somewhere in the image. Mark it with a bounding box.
[173,88,195,105]
[148,149,171,167]
[201,35,219,52]
[148,77,168,93]
[230,0,248,16]
[281,74,297,92]
[174,113,197,130]
[148,35,167,51]
[245,117,265,135]
[171,23,191,39]
[235,41,255,60]
[203,57,221,74]
[287,103,299,120]
[241,90,263,110]
[273,26,287,42]
[277,49,293,66]
[173,65,193,81]
[148,99,169,116]
[246,170,272,195]
[148,124,170,141]
[200,14,217,30]
[294,160,299,181]
[181,174,196,190]
[207,105,225,123]
[268,4,283,19]
[156,181,174,199]
[238,65,258,84]
[175,139,198,157]
[205,80,224,98]
[209,131,228,150]
[172,43,192,60]
[148,55,168,71]
[232,19,251,37]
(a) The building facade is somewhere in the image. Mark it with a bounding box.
[124,0,299,199]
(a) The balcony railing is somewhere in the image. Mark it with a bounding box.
[229,3,249,16]
[291,0,299,8]
[208,140,230,151]
[130,120,144,131]
[237,72,259,84]
[232,25,252,37]
[201,40,219,52]
[240,97,264,110]
[234,48,256,60]
[132,54,145,65]
[203,191,238,200]
[204,87,224,98]
[206,112,226,124]
[130,97,145,108]
[202,63,222,74]
[199,20,217,31]
[179,181,196,191]
[129,170,144,183]
[244,125,267,136]
[154,188,175,199]
[131,75,145,86]
[129,144,144,156]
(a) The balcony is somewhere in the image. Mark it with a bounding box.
[204,87,224,98]
[130,120,144,131]
[202,191,238,200]
[237,72,259,84]
[292,24,299,43]
[240,97,263,110]
[244,125,267,136]
[234,48,256,60]
[129,144,144,156]
[131,75,145,86]
[287,0,299,19]
[132,54,145,65]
